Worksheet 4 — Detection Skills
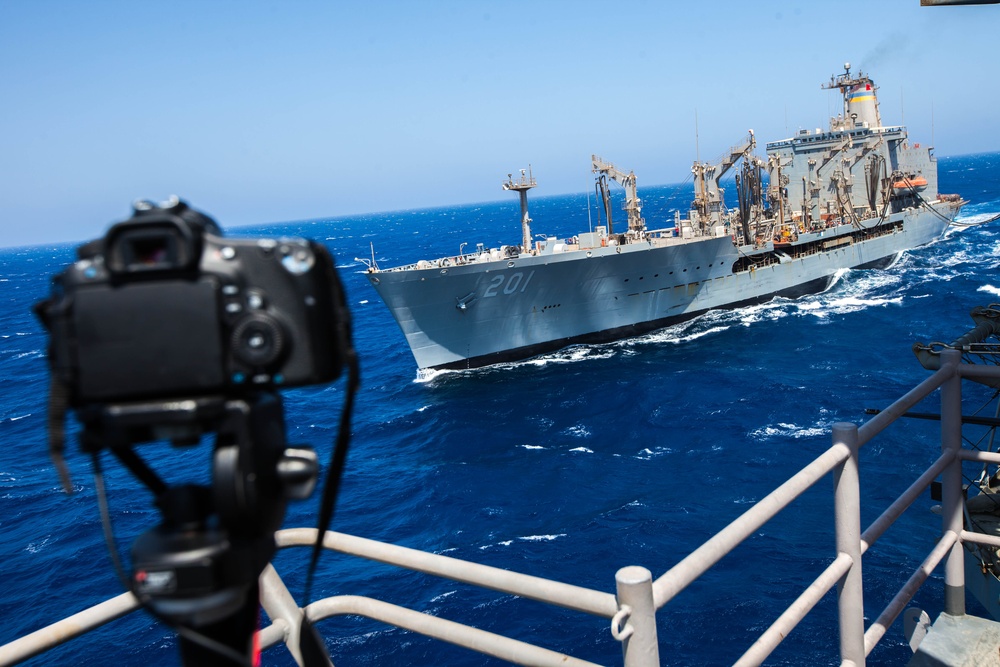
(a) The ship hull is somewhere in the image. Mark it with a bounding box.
[368,203,958,371]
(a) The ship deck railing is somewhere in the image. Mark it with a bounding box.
[2,348,997,666]
[380,228,717,272]
[378,247,550,272]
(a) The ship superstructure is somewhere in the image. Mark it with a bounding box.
[366,65,964,372]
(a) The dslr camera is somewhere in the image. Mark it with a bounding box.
[41,196,344,405]
[34,198,353,664]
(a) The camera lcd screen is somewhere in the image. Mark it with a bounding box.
[73,278,226,401]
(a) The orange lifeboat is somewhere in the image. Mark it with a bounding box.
[892,175,928,191]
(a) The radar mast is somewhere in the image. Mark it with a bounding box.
[503,167,537,254]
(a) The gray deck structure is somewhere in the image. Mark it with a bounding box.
[908,613,1000,666]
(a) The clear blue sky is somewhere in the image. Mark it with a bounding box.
[1,1,996,247]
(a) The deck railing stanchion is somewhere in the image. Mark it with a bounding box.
[940,348,966,616]
[832,422,865,667]
[615,566,659,667]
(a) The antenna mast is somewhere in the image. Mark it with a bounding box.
[502,166,537,254]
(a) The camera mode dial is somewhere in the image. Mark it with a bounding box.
[231,313,286,368]
[278,243,315,275]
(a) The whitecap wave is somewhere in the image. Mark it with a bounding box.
[628,323,732,347]
[25,536,52,554]
[429,590,457,603]
[979,285,1000,297]
[568,446,593,453]
[414,344,618,381]
[937,249,973,268]
[750,421,830,442]
[414,367,454,383]
[329,627,397,648]
[634,446,672,460]
[952,211,1000,227]
[522,346,617,366]
[823,294,903,313]
[478,539,514,550]
[733,301,794,327]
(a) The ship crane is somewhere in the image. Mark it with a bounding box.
[591,155,646,236]
[691,130,756,230]
[735,154,766,245]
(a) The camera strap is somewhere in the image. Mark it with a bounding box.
[303,346,360,603]
[291,347,358,665]
[34,295,75,495]
[48,375,74,494]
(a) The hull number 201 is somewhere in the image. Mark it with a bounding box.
[483,270,535,298]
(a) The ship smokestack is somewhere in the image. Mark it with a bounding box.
[846,78,880,128]
[825,63,882,130]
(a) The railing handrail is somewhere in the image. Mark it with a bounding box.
[274,528,619,618]
[5,350,1000,666]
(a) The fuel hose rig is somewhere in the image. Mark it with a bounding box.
[34,197,359,666]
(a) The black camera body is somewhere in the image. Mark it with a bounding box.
[40,200,344,405]
[34,199,351,663]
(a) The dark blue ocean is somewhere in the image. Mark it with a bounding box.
[2,153,1000,666]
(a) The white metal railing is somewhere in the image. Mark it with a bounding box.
[0,348,993,667]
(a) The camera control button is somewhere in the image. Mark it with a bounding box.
[246,290,266,310]
[225,302,243,315]
[220,246,237,260]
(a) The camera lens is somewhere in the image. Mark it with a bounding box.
[231,314,286,367]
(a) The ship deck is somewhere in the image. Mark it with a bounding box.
[908,612,1000,666]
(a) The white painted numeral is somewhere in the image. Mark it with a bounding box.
[483,271,535,298]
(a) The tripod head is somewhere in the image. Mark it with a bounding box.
[81,392,319,662]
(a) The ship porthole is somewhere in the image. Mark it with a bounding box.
[507,260,515,268]
[616,247,622,254]
[586,251,592,257]
[440,269,448,275]
[371,277,380,285]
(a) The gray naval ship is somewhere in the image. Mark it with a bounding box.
[365,64,966,372]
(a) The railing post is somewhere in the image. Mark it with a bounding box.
[832,422,865,667]
[615,566,659,667]
[940,348,966,616]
